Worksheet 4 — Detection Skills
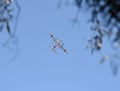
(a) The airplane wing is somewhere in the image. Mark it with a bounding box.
[60,44,68,54]
[51,45,57,53]
[49,33,58,43]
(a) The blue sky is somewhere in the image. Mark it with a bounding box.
[0,0,120,91]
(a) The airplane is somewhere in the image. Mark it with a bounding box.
[49,33,68,54]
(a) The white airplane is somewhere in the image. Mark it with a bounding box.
[49,33,68,54]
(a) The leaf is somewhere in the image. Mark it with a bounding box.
[6,20,11,35]
[100,55,109,64]
[0,25,3,32]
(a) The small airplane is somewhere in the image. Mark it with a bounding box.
[49,33,68,54]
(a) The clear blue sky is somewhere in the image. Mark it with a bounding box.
[0,0,120,91]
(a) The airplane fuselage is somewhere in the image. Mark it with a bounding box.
[54,39,62,48]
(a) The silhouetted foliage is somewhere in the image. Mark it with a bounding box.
[74,0,120,76]
[75,0,120,44]
[58,0,120,76]
[0,0,20,61]
[0,0,20,39]
[75,0,120,26]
